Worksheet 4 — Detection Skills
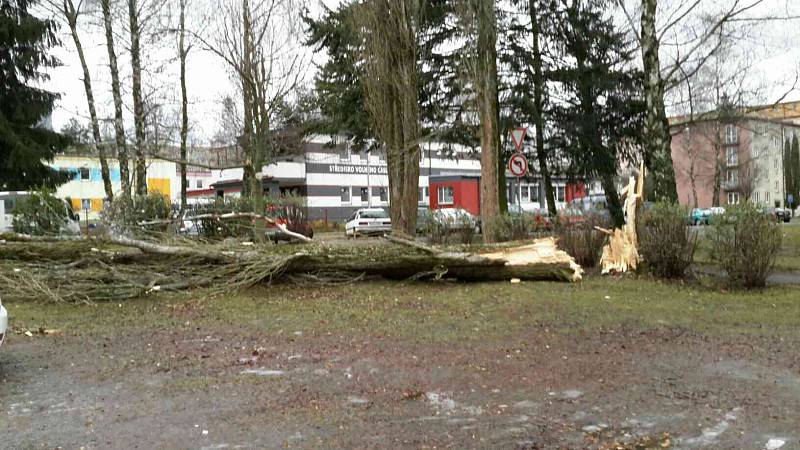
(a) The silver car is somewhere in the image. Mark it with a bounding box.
[0,298,7,348]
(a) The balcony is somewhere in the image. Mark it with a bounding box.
[723,180,740,191]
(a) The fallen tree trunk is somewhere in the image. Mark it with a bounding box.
[0,235,582,303]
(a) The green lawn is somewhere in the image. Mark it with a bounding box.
[7,277,799,344]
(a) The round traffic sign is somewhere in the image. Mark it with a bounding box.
[508,153,529,177]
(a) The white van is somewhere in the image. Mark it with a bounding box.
[0,191,81,234]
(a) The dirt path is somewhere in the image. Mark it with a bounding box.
[2,320,798,449]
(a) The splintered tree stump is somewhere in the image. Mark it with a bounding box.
[597,164,646,274]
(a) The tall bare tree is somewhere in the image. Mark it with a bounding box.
[527,0,556,216]
[127,0,148,195]
[203,0,306,231]
[355,0,421,235]
[178,0,190,211]
[100,0,132,199]
[46,0,114,200]
[639,0,676,201]
[619,0,768,202]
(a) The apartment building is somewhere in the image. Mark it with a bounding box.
[671,104,800,209]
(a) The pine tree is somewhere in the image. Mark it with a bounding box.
[303,3,373,151]
[546,0,645,227]
[0,0,68,190]
[783,138,792,207]
[790,135,800,209]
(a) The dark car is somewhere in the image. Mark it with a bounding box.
[775,208,792,223]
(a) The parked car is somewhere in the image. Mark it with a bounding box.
[775,207,792,223]
[690,208,709,225]
[432,208,481,232]
[0,298,7,348]
[416,207,433,233]
[178,210,199,236]
[266,205,314,242]
[558,207,586,226]
[345,208,391,237]
[1,191,80,234]
[762,207,779,223]
[691,207,725,225]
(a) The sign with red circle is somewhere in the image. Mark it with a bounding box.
[508,153,529,177]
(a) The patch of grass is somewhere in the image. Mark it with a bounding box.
[204,278,800,341]
[6,277,799,345]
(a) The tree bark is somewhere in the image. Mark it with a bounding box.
[100,0,131,199]
[476,0,502,242]
[640,0,677,202]
[179,0,189,212]
[529,0,556,216]
[397,1,420,236]
[62,0,113,201]
[357,0,420,236]
[128,0,148,196]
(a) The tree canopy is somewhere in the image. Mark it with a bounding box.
[0,0,68,190]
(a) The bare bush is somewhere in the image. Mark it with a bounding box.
[639,202,697,278]
[555,213,610,268]
[709,204,782,288]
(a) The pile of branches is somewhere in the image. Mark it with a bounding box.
[0,233,583,304]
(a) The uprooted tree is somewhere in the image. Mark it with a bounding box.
[0,233,583,303]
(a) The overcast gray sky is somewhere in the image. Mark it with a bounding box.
[42,0,800,145]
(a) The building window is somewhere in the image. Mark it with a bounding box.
[766,191,770,202]
[81,198,91,210]
[775,180,779,191]
[521,185,529,201]
[727,192,740,205]
[438,186,454,205]
[379,187,388,202]
[196,179,203,189]
[726,147,738,166]
[530,184,539,202]
[360,187,369,203]
[726,170,738,184]
[340,143,351,160]
[755,192,760,203]
[419,187,430,203]
[775,158,779,170]
[340,187,350,204]
[79,167,90,181]
[555,186,566,203]
[725,124,738,144]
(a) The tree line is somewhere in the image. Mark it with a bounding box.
[1,0,783,240]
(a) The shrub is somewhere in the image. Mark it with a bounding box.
[639,202,697,278]
[11,189,74,235]
[423,213,454,245]
[490,213,537,242]
[102,193,172,232]
[554,213,610,268]
[708,203,782,288]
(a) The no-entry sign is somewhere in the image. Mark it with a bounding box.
[508,153,529,177]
